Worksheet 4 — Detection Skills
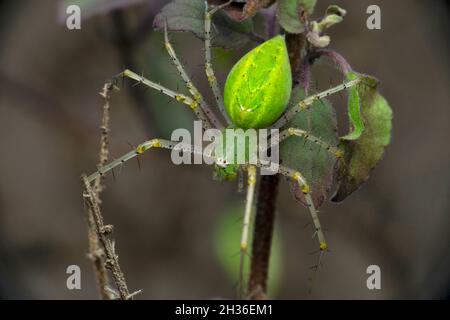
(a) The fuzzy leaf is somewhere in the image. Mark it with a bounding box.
[332,80,392,202]
[153,0,254,49]
[341,72,365,140]
[277,0,317,34]
[280,87,338,208]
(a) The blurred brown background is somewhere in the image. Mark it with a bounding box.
[0,0,448,299]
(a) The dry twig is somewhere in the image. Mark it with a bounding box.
[82,83,140,300]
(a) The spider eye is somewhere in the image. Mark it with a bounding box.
[216,157,227,167]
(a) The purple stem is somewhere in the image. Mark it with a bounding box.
[299,57,311,94]
[265,5,278,38]
[315,48,353,75]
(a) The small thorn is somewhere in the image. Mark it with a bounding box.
[230,251,242,259]
[112,168,117,183]
[234,216,243,224]
[136,156,142,172]
[126,289,143,300]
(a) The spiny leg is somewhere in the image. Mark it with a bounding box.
[204,1,233,125]
[271,77,363,129]
[239,165,257,298]
[254,161,328,268]
[276,166,328,256]
[163,23,224,130]
[276,128,344,159]
[119,69,213,130]
[86,138,208,183]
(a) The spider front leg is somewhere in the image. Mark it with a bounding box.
[119,69,213,130]
[163,22,224,130]
[278,128,344,159]
[85,138,205,183]
[204,1,233,125]
[271,77,363,129]
[239,165,257,297]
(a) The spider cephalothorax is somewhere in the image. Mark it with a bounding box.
[83,1,370,296]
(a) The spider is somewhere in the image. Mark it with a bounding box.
[84,1,364,292]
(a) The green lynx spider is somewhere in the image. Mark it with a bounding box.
[84,1,364,293]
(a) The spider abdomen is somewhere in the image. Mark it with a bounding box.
[224,35,292,129]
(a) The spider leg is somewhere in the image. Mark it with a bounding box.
[271,77,363,129]
[257,163,328,254]
[275,128,344,159]
[163,22,224,130]
[204,1,233,125]
[119,69,213,130]
[239,165,257,298]
[237,168,245,193]
[277,166,327,253]
[85,139,209,183]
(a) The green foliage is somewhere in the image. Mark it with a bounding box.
[341,72,365,141]
[224,36,292,129]
[280,87,338,208]
[277,0,317,33]
[333,78,393,202]
[153,0,254,49]
[214,205,282,295]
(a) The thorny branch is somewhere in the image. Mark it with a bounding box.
[82,83,141,300]
[83,176,141,300]
[84,83,113,299]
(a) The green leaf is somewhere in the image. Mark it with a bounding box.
[153,0,254,49]
[280,86,338,208]
[341,72,365,141]
[214,205,282,296]
[277,0,317,34]
[332,81,393,202]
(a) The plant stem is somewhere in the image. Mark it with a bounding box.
[85,83,114,300]
[247,31,305,300]
[315,48,353,75]
[247,174,280,299]
[286,33,305,75]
